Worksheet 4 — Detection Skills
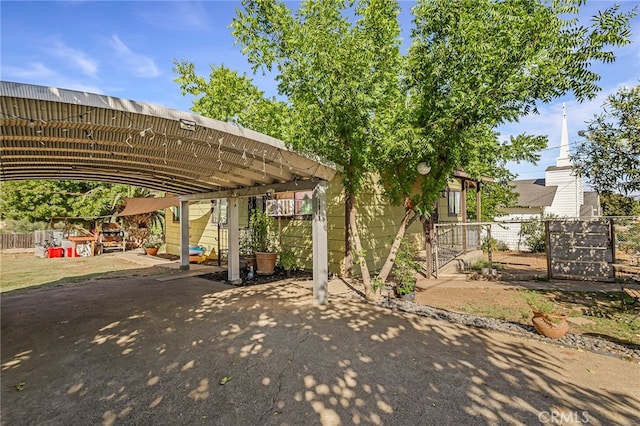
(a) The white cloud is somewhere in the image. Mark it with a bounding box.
[48,41,98,77]
[135,1,210,31]
[1,62,56,80]
[107,35,160,78]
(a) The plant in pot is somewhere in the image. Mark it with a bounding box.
[392,237,420,302]
[249,209,279,275]
[143,239,162,256]
[521,290,569,339]
[279,248,297,278]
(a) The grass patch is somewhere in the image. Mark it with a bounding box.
[0,252,175,293]
[469,259,504,270]
[428,288,640,346]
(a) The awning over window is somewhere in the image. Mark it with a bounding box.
[117,196,179,216]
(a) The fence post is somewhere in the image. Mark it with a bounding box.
[610,218,616,280]
[545,220,551,280]
[434,224,440,279]
[486,224,492,271]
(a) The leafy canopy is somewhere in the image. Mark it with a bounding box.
[382,0,636,215]
[572,84,640,195]
[0,180,153,225]
[231,0,403,194]
[174,0,635,217]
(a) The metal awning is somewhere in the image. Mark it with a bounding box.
[0,81,337,305]
[0,81,337,194]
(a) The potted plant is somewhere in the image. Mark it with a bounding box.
[521,290,569,339]
[143,234,163,256]
[143,241,161,256]
[249,209,279,275]
[279,248,297,278]
[240,231,256,270]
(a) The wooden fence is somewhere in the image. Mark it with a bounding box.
[0,233,35,250]
[546,220,614,281]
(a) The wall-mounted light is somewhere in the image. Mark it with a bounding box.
[440,190,448,198]
[180,119,197,131]
[417,162,431,175]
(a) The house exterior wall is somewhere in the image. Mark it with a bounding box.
[438,179,464,223]
[545,166,584,218]
[165,172,425,276]
[165,199,251,257]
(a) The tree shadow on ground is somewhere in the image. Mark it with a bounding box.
[1,277,639,425]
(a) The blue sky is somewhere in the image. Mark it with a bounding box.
[2,0,639,181]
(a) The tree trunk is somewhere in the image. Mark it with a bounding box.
[377,209,419,283]
[424,217,435,279]
[344,190,354,277]
[348,203,377,301]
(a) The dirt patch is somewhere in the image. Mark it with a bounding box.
[415,285,640,346]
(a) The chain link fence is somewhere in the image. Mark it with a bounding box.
[432,217,639,280]
[433,220,548,278]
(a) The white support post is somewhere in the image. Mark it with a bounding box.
[179,199,189,270]
[312,180,329,305]
[227,196,241,284]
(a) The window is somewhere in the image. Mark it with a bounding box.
[211,199,228,225]
[171,206,180,222]
[265,190,313,218]
[448,190,461,216]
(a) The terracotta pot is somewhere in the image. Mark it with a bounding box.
[243,255,257,270]
[255,252,277,275]
[144,247,159,256]
[531,312,569,339]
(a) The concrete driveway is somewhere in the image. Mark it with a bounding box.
[1,274,639,425]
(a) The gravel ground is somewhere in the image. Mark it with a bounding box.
[336,291,640,362]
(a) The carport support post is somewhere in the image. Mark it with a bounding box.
[227,196,241,284]
[179,199,189,270]
[313,180,329,305]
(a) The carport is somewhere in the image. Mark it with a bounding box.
[0,81,338,303]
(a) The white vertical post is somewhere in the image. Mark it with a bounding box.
[313,180,328,305]
[179,199,189,270]
[227,196,241,284]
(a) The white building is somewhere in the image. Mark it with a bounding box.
[492,105,601,251]
[499,104,601,221]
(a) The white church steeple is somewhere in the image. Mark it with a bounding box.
[556,103,571,167]
[545,103,584,218]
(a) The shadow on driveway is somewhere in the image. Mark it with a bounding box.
[2,275,639,425]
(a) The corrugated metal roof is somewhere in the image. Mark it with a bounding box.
[0,81,338,195]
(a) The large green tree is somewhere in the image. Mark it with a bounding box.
[387,0,635,213]
[377,0,634,281]
[572,84,640,195]
[175,0,404,297]
[174,0,634,298]
[0,180,153,226]
[599,192,640,217]
[173,63,290,140]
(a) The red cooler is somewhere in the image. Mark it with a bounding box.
[65,247,78,257]
[47,247,64,258]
